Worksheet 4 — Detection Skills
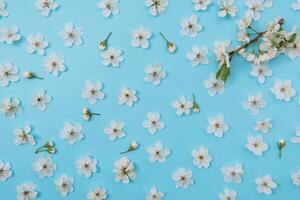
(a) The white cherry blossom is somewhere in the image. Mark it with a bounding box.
[0,97,22,118]
[81,80,105,104]
[242,92,267,115]
[144,0,168,16]
[218,0,238,17]
[245,135,268,156]
[172,96,193,116]
[31,90,52,111]
[291,169,300,187]
[113,157,136,184]
[101,48,124,67]
[219,188,237,200]
[180,15,202,38]
[76,156,97,178]
[87,186,107,200]
[0,0,8,18]
[250,64,272,84]
[191,146,212,168]
[0,26,21,44]
[16,182,38,200]
[44,53,66,76]
[186,46,209,67]
[14,124,36,145]
[0,61,19,87]
[292,0,300,10]
[0,160,12,181]
[192,0,212,11]
[255,175,277,195]
[291,128,300,144]
[246,0,265,21]
[203,73,225,96]
[253,119,272,134]
[59,22,83,47]
[35,0,59,17]
[270,79,296,102]
[146,141,170,163]
[104,120,126,141]
[131,27,152,49]
[172,167,193,188]
[207,114,229,138]
[32,156,56,178]
[118,87,138,107]
[146,187,165,200]
[144,64,166,85]
[60,121,84,144]
[55,175,74,197]
[97,0,119,18]
[221,163,244,183]
[27,33,48,55]
[143,112,165,134]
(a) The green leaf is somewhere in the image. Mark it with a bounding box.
[287,33,297,43]
[216,63,230,82]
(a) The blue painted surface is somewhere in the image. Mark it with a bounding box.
[1,0,300,199]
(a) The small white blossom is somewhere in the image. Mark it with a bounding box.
[33,156,56,179]
[118,87,138,107]
[255,175,277,195]
[207,114,229,138]
[27,33,48,55]
[242,92,267,115]
[146,141,170,163]
[131,27,152,49]
[291,128,300,144]
[144,0,168,16]
[104,120,126,141]
[219,188,237,200]
[291,169,300,187]
[31,90,52,111]
[192,0,212,11]
[253,119,272,134]
[245,135,268,156]
[76,156,97,178]
[0,61,19,87]
[203,73,225,96]
[87,186,107,200]
[214,40,231,67]
[172,96,193,116]
[143,112,165,134]
[186,46,209,67]
[0,97,22,118]
[146,187,165,200]
[191,146,212,168]
[16,182,38,200]
[60,121,84,145]
[172,167,193,188]
[35,0,59,17]
[292,0,300,10]
[44,53,66,76]
[270,79,296,102]
[0,0,8,18]
[55,175,74,197]
[59,22,83,48]
[221,163,244,183]
[180,15,202,38]
[113,157,136,184]
[0,26,21,44]
[81,80,105,104]
[144,64,166,85]
[218,0,238,17]
[97,0,119,18]
[246,0,265,21]
[0,160,12,181]
[250,64,272,84]
[101,48,124,67]
[14,125,36,145]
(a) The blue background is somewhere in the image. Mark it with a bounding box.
[1,0,300,199]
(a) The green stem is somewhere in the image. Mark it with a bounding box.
[159,32,169,43]
[105,32,112,41]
